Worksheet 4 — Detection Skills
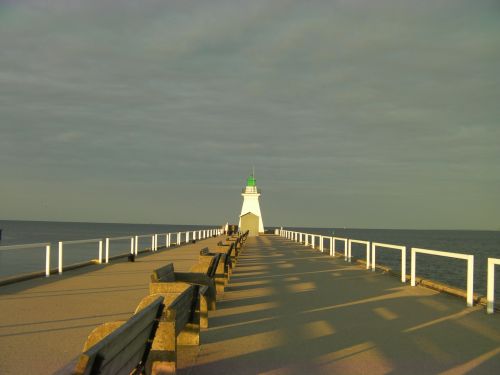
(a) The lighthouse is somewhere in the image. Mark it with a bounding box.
[239,172,264,236]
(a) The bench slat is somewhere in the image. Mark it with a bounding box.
[166,286,196,336]
[152,264,175,283]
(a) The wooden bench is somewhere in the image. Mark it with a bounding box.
[72,296,164,375]
[136,286,202,374]
[198,247,227,293]
[150,263,215,326]
[216,241,236,278]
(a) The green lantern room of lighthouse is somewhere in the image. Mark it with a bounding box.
[247,174,256,187]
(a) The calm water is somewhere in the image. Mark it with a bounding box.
[289,227,500,303]
[0,220,216,279]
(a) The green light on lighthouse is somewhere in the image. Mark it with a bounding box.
[247,174,256,187]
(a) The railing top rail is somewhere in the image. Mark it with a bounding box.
[0,242,51,251]
[108,235,134,241]
[61,238,102,245]
[372,242,406,250]
[135,233,156,238]
[412,247,472,260]
[488,258,500,265]
[349,239,370,245]
[332,236,348,241]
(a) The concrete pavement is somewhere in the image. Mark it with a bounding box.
[188,235,500,375]
[0,236,223,375]
[1,234,499,374]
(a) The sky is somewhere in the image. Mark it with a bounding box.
[0,0,499,229]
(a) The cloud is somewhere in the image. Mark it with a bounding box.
[0,0,499,228]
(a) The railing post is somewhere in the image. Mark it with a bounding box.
[305,234,308,246]
[186,231,190,243]
[401,246,407,282]
[365,242,370,269]
[193,231,197,240]
[177,232,181,244]
[130,237,134,254]
[320,236,324,252]
[58,241,63,274]
[135,235,139,255]
[411,249,416,287]
[371,243,376,272]
[347,240,351,262]
[487,258,495,314]
[45,244,51,277]
[98,240,103,264]
[467,255,474,307]
[151,235,155,251]
[105,238,110,263]
[330,237,334,256]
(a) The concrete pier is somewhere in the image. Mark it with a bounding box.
[0,235,499,374]
[0,236,223,375]
[189,235,499,374]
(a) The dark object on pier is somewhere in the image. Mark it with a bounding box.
[0,229,2,240]
[227,224,238,236]
[128,254,136,262]
[191,240,196,243]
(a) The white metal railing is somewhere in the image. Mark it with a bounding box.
[0,242,51,277]
[134,234,156,255]
[2,227,220,279]
[279,229,484,310]
[104,236,135,263]
[372,242,407,283]
[58,238,103,274]
[487,258,500,314]
[331,237,347,258]
[411,247,474,307]
[348,239,371,268]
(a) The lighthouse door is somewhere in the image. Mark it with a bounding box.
[240,212,260,237]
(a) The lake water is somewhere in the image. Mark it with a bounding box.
[0,221,499,305]
[0,220,216,278]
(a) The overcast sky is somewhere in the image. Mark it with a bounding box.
[1,0,499,229]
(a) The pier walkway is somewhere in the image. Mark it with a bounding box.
[1,234,499,374]
[0,235,223,375]
[189,235,499,374]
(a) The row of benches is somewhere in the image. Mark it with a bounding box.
[71,231,249,375]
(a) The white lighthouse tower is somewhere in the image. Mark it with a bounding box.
[239,171,264,235]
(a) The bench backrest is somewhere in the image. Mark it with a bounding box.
[73,296,164,375]
[206,253,222,278]
[151,263,175,283]
[166,285,199,336]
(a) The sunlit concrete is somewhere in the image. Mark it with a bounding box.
[189,235,500,375]
[0,236,225,375]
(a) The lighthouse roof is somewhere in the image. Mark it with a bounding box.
[246,174,256,187]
